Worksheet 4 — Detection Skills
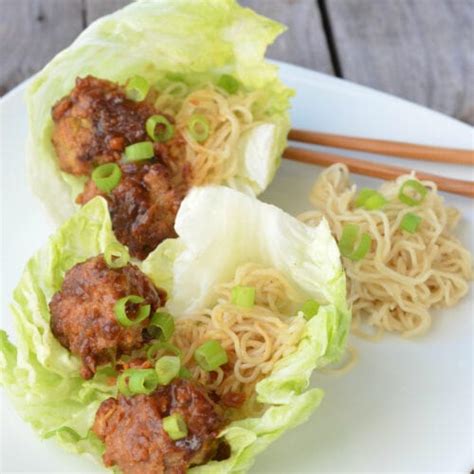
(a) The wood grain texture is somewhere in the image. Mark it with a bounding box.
[325,0,474,124]
[1,0,473,127]
[85,0,130,24]
[284,146,474,197]
[0,0,84,96]
[288,128,474,165]
[241,0,334,73]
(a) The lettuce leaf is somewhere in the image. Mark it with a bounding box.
[0,197,121,460]
[144,186,351,472]
[26,0,292,225]
[1,188,350,472]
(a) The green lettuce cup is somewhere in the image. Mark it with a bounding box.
[1,187,350,472]
[26,0,293,225]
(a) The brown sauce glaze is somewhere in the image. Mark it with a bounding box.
[52,75,192,259]
[49,255,166,379]
[52,76,157,175]
[93,379,225,474]
[77,161,187,260]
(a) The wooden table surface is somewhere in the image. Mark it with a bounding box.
[1,0,473,125]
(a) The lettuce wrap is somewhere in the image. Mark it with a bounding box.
[26,0,292,225]
[1,186,350,472]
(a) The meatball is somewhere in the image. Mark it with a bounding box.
[93,379,225,474]
[77,162,185,260]
[52,75,193,260]
[51,76,157,175]
[49,255,166,379]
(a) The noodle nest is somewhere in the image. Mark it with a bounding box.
[154,263,307,417]
[299,164,472,338]
[155,81,266,186]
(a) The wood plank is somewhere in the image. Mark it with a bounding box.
[325,0,474,124]
[241,0,334,73]
[85,0,130,24]
[0,0,84,96]
[85,0,335,74]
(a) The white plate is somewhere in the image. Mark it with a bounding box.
[1,62,473,473]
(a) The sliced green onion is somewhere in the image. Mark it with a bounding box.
[400,212,422,233]
[128,369,158,394]
[354,188,387,210]
[117,368,157,396]
[165,72,186,82]
[339,224,360,257]
[363,193,387,210]
[217,74,239,94]
[398,179,428,206]
[104,242,129,269]
[338,224,372,262]
[146,115,174,142]
[179,367,192,379]
[124,141,154,162]
[91,163,121,193]
[126,75,150,101]
[115,295,151,327]
[155,355,180,385]
[118,369,157,396]
[147,342,182,362]
[148,312,175,341]
[194,340,228,372]
[163,413,188,440]
[187,115,210,143]
[117,369,134,396]
[354,188,377,207]
[301,299,320,321]
[350,234,372,261]
[231,286,256,308]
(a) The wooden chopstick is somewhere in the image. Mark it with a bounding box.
[284,146,474,198]
[288,129,474,166]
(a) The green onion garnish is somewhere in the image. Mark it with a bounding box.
[117,369,133,396]
[146,115,174,142]
[114,295,151,327]
[231,286,256,308]
[364,193,387,210]
[147,341,182,362]
[148,312,175,341]
[194,340,228,372]
[398,179,428,206]
[124,141,154,162]
[91,163,122,193]
[301,299,320,321]
[117,368,158,396]
[354,188,387,210]
[104,242,129,269]
[128,369,159,394]
[126,75,150,101]
[400,212,422,233]
[155,355,180,385]
[217,74,239,94]
[179,367,192,379]
[166,72,186,82]
[162,413,188,440]
[354,188,377,207]
[187,115,210,143]
[339,224,372,261]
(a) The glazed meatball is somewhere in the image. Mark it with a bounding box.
[49,255,165,379]
[52,75,192,260]
[51,76,157,175]
[77,162,185,260]
[93,379,225,474]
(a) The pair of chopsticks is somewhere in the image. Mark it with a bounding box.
[284,129,474,198]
